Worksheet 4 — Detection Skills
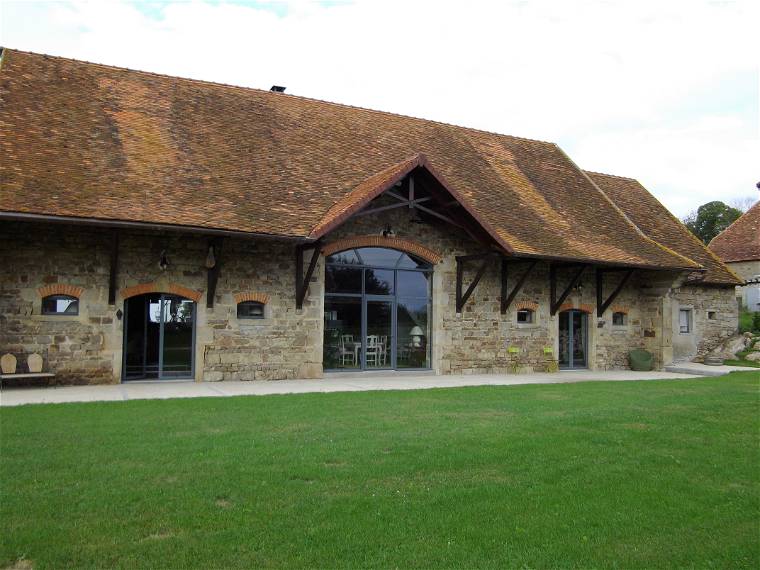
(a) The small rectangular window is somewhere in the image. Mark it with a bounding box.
[41,295,79,315]
[707,311,716,320]
[679,309,691,333]
[237,301,265,319]
[612,312,627,326]
[516,309,534,324]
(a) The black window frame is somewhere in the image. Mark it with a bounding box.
[41,294,79,316]
[237,300,266,320]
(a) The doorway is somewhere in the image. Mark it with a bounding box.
[559,310,588,369]
[123,293,196,381]
[323,247,432,371]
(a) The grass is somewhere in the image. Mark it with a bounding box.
[2,372,759,569]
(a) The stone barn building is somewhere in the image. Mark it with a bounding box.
[0,49,742,384]
[709,201,760,312]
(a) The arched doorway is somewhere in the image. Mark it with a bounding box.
[123,293,196,380]
[558,309,588,369]
[323,247,432,371]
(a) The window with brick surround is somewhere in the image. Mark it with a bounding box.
[41,295,79,315]
[516,309,534,324]
[612,312,627,326]
[237,301,265,319]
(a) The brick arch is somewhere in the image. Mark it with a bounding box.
[559,302,594,314]
[234,292,270,305]
[322,235,443,264]
[37,284,84,299]
[611,306,629,315]
[515,301,539,311]
[121,282,203,303]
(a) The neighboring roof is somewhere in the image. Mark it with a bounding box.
[709,201,760,263]
[0,49,698,271]
[586,171,743,285]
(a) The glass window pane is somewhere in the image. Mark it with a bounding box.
[326,249,361,265]
[365,268,394,295]
[161,297,194,377]
[238,302,264,319]
[355,247,402,267]
[42,295,79,315]
[396,297,430,369]
[396,253,429,269]
[323,297,362,369]
[326,265,362,294]
[366,301,392,369]
[397,270,429,297]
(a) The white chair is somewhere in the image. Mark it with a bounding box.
[339,335,356,366]
[365,335,381,367]
[378,335,388,365]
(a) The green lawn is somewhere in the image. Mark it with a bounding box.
[2,372,759,569]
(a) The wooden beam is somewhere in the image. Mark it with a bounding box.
[550,264,587,315]
[456,254,492,313]
[206,237,224,308]
[354,197,432,217]
[108,230,119,305]
[597,268,634,316]
[501,259,537,314]
[296,243,320,310]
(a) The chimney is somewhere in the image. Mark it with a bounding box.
[270,85,286,93]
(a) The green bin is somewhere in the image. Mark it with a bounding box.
[629,349,654,371]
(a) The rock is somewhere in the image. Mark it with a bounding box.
[708,334,753,359]
[745,352,760,362]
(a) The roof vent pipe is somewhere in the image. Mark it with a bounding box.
[270,85,286,93]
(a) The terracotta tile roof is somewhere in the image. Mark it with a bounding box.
[586,171,742,285]
[709,201,760,263]
[0,49,698,271]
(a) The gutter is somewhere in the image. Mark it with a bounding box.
[0,211,315,242]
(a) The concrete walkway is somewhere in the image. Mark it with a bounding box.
[665,362,755,377]
[0,369,732,407]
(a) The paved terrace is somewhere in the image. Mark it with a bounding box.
[1,366,746,407]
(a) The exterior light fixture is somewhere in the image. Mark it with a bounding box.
[158,249,170,271]
[382,225,395,238]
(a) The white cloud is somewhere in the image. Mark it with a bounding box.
[1,0,757,216]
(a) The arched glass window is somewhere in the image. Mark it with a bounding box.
[324,248,432,371]
[516,308,534,324]
[41,295,79,315]
[237,301,265,319]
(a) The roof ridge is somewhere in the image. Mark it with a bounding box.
[2,47,556,148]
[582,169,638,181]
[709,199,760,245]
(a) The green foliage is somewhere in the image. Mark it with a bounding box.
[2,374,759,569]
[739,307,760,333]
[754,312,760,332]
[682,200,742,244]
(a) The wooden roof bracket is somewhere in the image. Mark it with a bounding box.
[296,241,321,310]
[456,252,496,313]
[206,237,224,309]
[550,263,588,316]
[108,229,119,306]
[501,259,538,314]
[596,267,634,316]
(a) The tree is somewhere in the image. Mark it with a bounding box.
[682,201,742,244]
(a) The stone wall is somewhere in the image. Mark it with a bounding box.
[671,284,738,361]
[0,221,321,383]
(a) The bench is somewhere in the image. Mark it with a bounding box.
[0,354,55,387]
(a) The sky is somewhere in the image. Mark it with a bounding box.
[1,0,758,217]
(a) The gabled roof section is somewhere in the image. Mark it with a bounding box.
[0,49,697,271]
[587,171,743,285]
[309,153,515,254]
[709,201,760,263]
